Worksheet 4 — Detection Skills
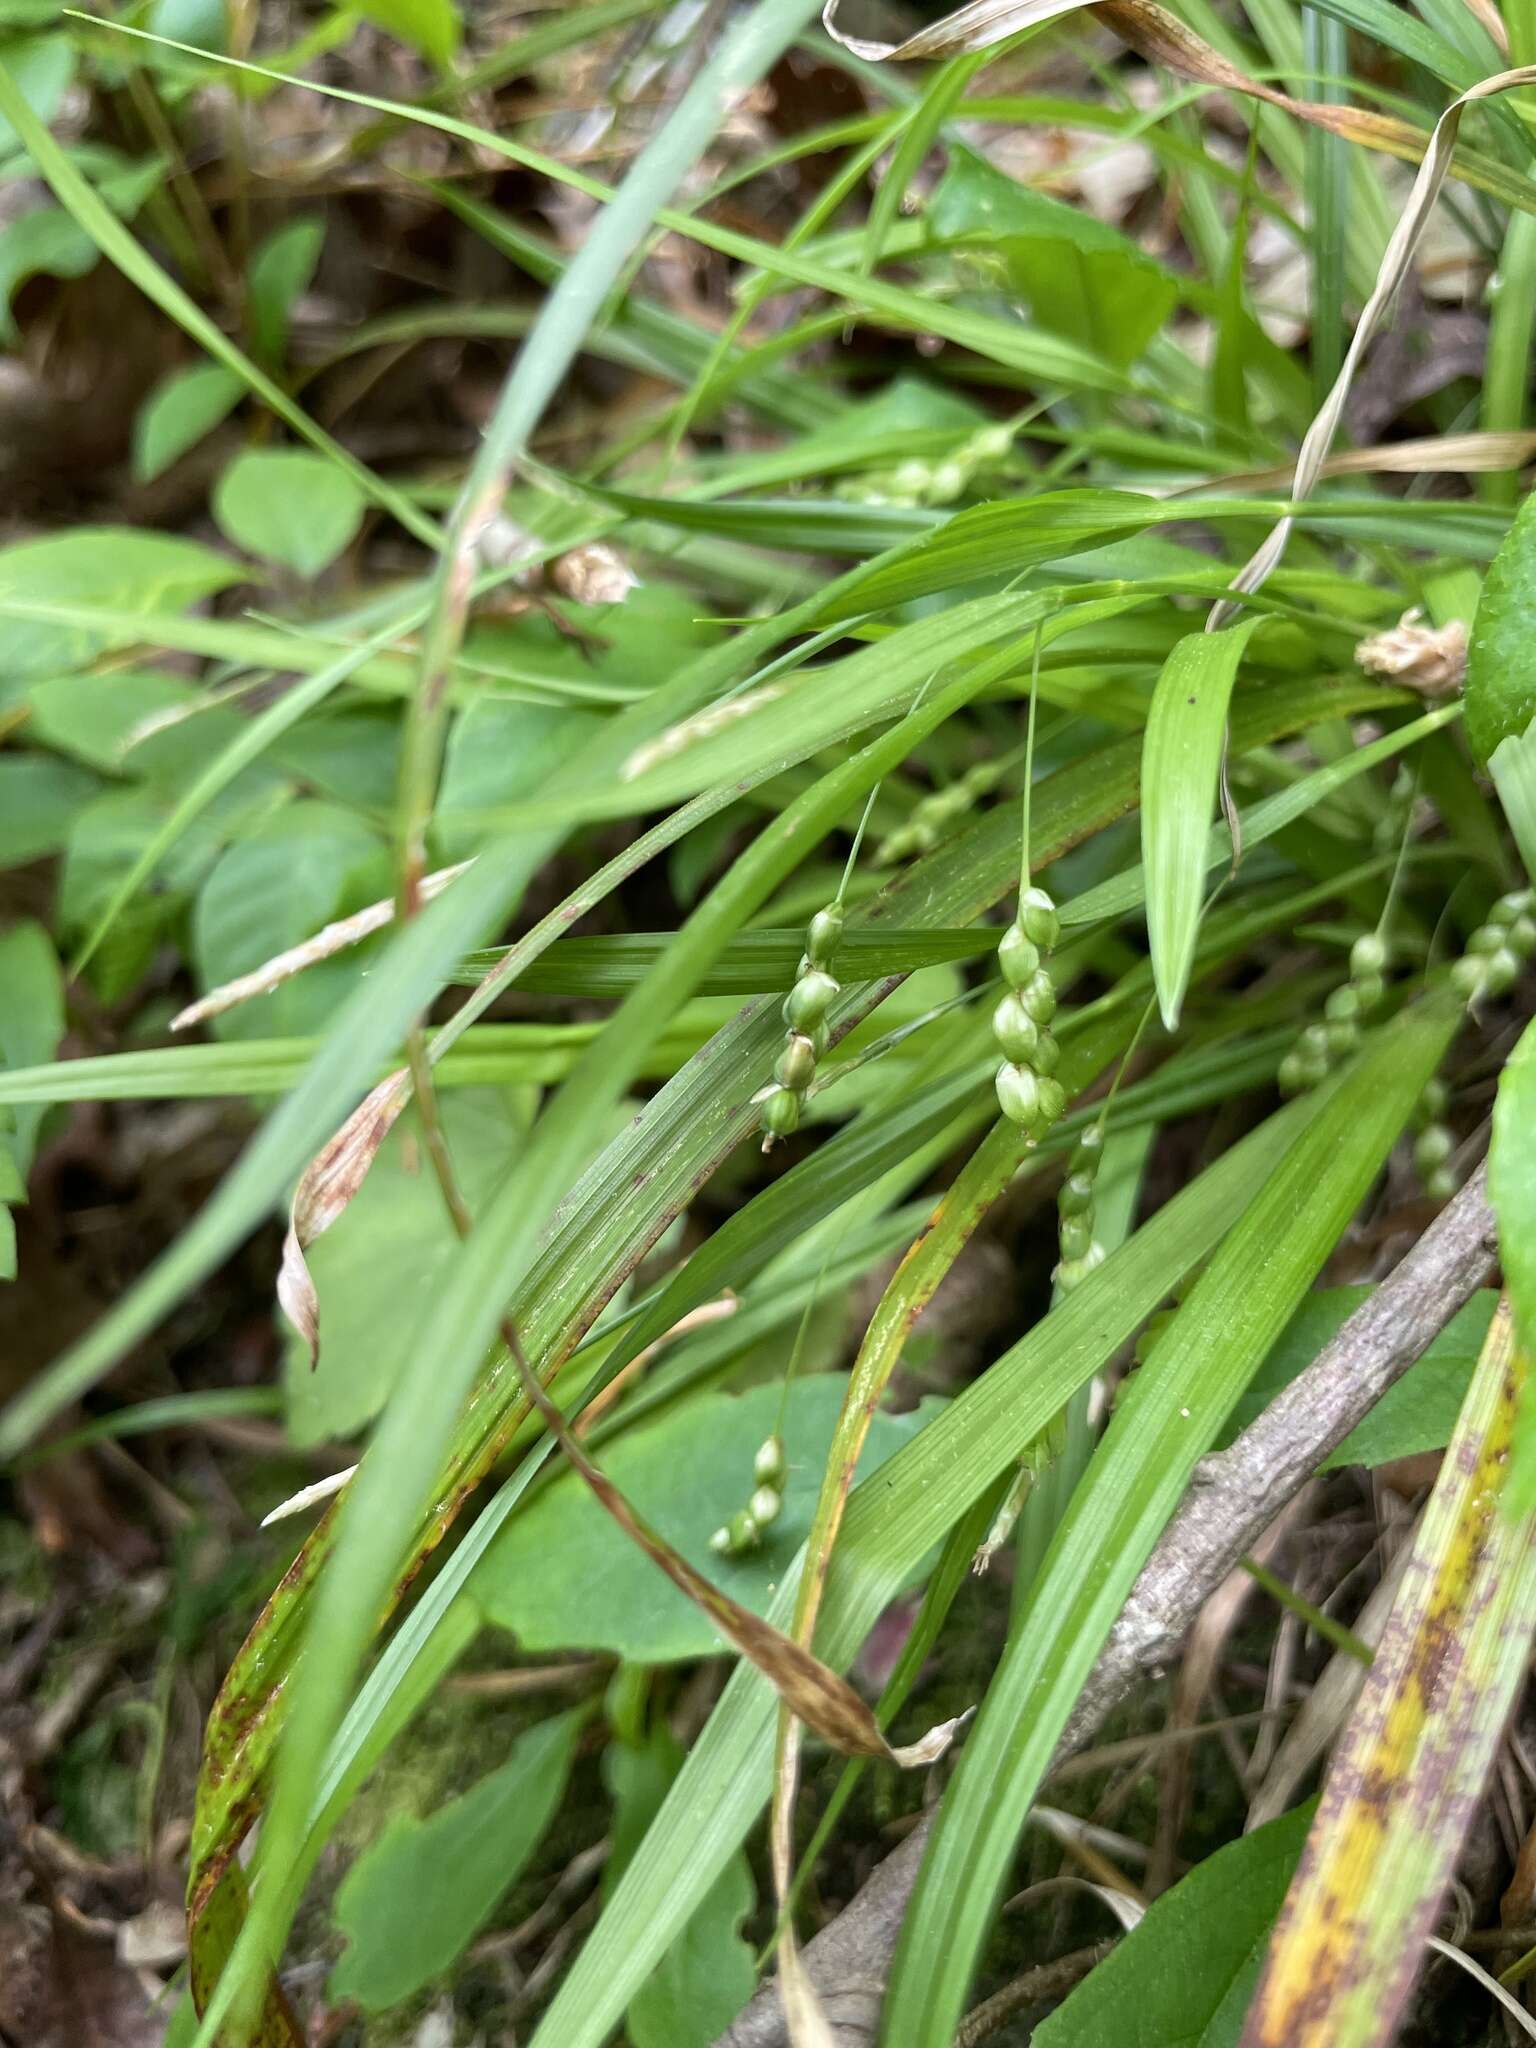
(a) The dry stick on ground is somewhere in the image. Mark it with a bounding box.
[715,1164,1499,2048]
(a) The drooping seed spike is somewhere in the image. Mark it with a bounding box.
[784,969,839,1032]
[1020,969,1057,1026]
[1350,931,1388,978]
[991,992,1040,1065]
[1019,885,1060,950]
[762,1086,802,1142]
[998,923,1040,990]
[775,1035,818,1091]
[805,904,844,972]
[753,1434,786,1488]
[995,1061,1041,1128]
[747,1484,782,1529]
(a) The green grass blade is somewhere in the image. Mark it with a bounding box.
[881,991,1459,2048]
[1142,616,1265,1026]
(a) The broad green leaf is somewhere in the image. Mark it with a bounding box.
[1492,1017,1536,1512]
[1466,481,1536,767]
[133,362,242,481]
[0,528,239,695]
[355,0,459,66]
[287,1087,531,1445]
[1035,1805,1314,2048]
[1490,719,1536,884]
[328,1705,586,2011]
[191,803,391,1039]
[0,150,162,343]
[882,995,1459,2048]
[474,1376,940,1662]
[1142,616,1265,1028]
[929,145,1176,367]
[212,449,365,577]
[0,754,99,865]
[245,213,322,363]
[1222,1288,1498,1470]
[0,30,70,154]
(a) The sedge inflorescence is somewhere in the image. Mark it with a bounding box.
[992,886,1067,1138]
[756,903,844,1151]
[710,1432,786,1557]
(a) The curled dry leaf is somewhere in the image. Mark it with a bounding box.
[1354,611,1468,696]
[548,540,638,606]
[508,1337,969,1769]
[277,1069,412,1367]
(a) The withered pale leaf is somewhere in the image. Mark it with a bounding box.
[277,1070,412,1367]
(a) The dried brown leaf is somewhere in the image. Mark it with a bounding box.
[508,1338,967,1768]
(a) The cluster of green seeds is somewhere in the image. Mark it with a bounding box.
[993,887,1068,1135]
[1277,932,1388,1095]
[1448,888,1536,1004]
[710,1432,785,1556]
[844,422,1015,510]
[1409,1077,1456,1204]
[1054,1125,1106,1295]
[757,903,844,1150]
[876,759,1003,867]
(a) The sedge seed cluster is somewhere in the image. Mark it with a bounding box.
[992,887,1067,1135]
[1054,1125,1106,1295]
[1410,1078,1456,1203]
[710,1432,785,1557]
[757,903,844,1150]
[844,422,1015,511]
[876,758,1007,867]
[1278,932,1388,1095]
[1448,888,1536,1003]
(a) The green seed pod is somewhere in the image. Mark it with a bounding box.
[762,1086,801,1139]
[892,460,932,496]
[806,905,844,971]
[1450,954,1486,1001]
[1059,1212,1095,1261]
[927,460,966,503]
[1299,1022,1331,1063]
[1035,1075,1067,1130]
[1278,1051,1307,1096]
[1326,1018,1360,1059]
[775,1035,818,1091]
[1425,1165,1457,1203]
[1350,932,1388,978]
[1468,924,1504,957]
[1418,1077,1449,1121]
[1510,915,1536,959]
[1485,946,1520,995]
[709,1521,733,1556]
[962,763,995,798]
[748,1484,782,1529]
[753,1434,786,1487]
[1033,1030,1060,1077]
[998,923,1040,989]
[1059,1169,1096,1218]
[1020,969,1058,1025]
[784,969,839,1031]
[1073,1125,1105,1170]
[1325,985,1361,1023]
[724,1508,761,1554]
[1353,973,1385,1014]
[1019,885,1060,949]
[1494,889,1535,924]
[1297,1052,1331,1088]
[1413,1125,1453,1175]
[1057,1243,1106,1292]
[991,992,1040,1064]
[996,1061,1041,1127]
